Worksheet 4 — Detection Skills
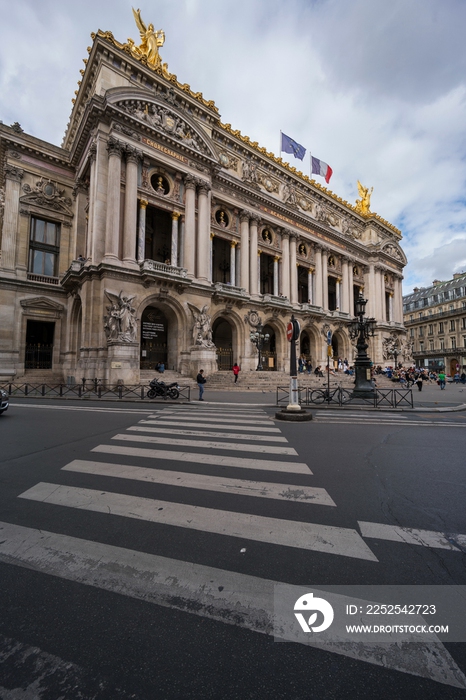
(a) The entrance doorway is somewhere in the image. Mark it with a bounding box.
[25,320,54,369]
[213,318,233,370]
[261,325,276,371]
[140,307,168,369]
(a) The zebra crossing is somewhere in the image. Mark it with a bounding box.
[312,410,466,427]
[3,403,466,688]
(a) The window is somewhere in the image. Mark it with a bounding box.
[462,318,466,330]
[410,315,413,321]
[433,295,438,303]
[410,328,414,338]
[428,324,434,335]
[419,341,424,352]
[440,339,445,350]
[28,217,60,277]
[419,326,424,337]
[451,338,456,349]
[463,336,466,348]
[429,341,434,351]
[450,320,456,332]
[450,304,455,312]
[439,322,444,333]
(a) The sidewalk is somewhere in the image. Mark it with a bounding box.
[201,380,466,411]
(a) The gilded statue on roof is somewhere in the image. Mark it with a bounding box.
[355,180,373,215]
[129,8,165,70]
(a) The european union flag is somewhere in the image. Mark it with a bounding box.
[281,132,306,161]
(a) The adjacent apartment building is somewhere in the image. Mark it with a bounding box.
[0,17,408,386]
[403,273,466,375]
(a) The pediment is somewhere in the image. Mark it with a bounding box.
[20,178,73,216]
[106,87,219,160]
[21,297,65,313]
[381,242,407,264]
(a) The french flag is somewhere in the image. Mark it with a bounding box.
[311,155,333,184]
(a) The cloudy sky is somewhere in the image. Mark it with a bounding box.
[1,0,466,293]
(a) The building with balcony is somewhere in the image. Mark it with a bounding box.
[0,19,407,385]
[403,273,466,375]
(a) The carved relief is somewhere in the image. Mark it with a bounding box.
[117,100,207,154]
[218,151,239,170]
[314,201,339,227]
[257,172,279,194]
[104,290,138,344]
[342,218,363,239]
[244,309,261,328]
[383,243,403,261]
[187,303,215,347]
[241,158,258,185]
[20,178,73,215]
[281,182,298,208]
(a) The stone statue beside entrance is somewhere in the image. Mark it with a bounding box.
[188,303,215,347]
[104,290,138,343]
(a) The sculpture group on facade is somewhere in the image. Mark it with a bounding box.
[104,290,138,343]
[188,303,215,347]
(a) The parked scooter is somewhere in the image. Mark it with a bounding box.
[147,377,180,400]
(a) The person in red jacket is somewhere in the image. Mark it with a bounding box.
[232,363,241,383]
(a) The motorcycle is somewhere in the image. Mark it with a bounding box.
[147,378,180,400]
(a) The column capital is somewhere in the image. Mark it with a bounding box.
[172,211,181,220]
[184,174,197,190]
[198,181,211,195]
[258,249,262,256]
[231,240,238,248]
[289,231,299,240]
[281,229,291,240]
[274,255,281,263]
[125,146,143,164]
[240,209,252,223]
[250,213,261,225]
[139,199,148,209]
[107,136,124,157]
[210,232,215,240]
[4,164,24,182]
[88,143,97,164]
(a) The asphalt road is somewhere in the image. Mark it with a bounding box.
[1,398,466,699]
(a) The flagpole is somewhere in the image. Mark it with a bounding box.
[279,130,282,159]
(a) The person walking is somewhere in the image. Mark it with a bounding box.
[415,375,423,391]
[438,370,446,390]
[232,363,241,383]
[197,369,207,400]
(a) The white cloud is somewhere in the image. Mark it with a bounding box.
[1,0,466,294]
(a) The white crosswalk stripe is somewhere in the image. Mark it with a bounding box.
[130,424,287,442]
[8,404,466,686]
[62,460,336,505]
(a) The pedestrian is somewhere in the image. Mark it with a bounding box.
[298,356,304,373]
[415,375,423,391]
[306,359,312,374]
[158,361,165,374]
[232,362,240,383]
[438,370,446,390]
[197,369,207,400]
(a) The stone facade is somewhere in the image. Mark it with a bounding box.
[403,273,466,375]
[0,27,407,384]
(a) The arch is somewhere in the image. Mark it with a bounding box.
[213,317,233,370]
[137,295,188,372]
[260,317,287,371]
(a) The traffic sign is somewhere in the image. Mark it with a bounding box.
[287,319,301,342]
[286,322,294,342]
[326,330,332,345]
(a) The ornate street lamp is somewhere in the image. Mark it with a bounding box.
[348,293,377,397]
[250,321,270,371]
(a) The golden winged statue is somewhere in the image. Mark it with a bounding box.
[130,8,165,69]
[355,180,373,215]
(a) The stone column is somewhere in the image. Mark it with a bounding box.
[308,268,314,304]
[348,261,354,316]
[289,232,298,304]
[249,215,259,295]
[122,147,141,267]
[209,233,214,281]
[257,250,262,294]
[179,216,185,269]
[365,263,376,317]
[341,258,349,313]
[104,136,123,263]
[0,164,23,271]
[230,241,237,285]
[137,199,148,263]
[196,182,211,281]
[336,278,341,310]
[394,276,403,323]
[322,251,328,311]
[86,145,96,260]
[90,136,108,264]
[171,211,180,266]
[281,230,291,299]
[377,268,386,321]
[184,175,196,276]
[235,244,241,287]
[240,211,250,293]
[273,256,280,296]
[314,245,323,307]
[388,292,394,323]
